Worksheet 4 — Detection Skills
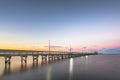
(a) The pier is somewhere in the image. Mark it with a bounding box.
[0,49,97,66]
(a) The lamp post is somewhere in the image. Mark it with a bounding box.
[49,40,50,54]
[82,47,86,54]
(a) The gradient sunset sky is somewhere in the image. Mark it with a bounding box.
[0,0,120,52]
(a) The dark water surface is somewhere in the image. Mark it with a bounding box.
[0,55,120,80]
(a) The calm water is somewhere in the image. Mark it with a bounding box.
[0,54,120,80]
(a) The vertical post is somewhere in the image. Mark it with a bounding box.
[41,55,47,64]
[49,40,50,54]
[82,47,86,56]
[61,54,63,59]
[5,56,11,65]
[33,55,38,68]
[4,56,11,73]
[70,45,71,52]
[69,44,72,55]
[82,47,84,55]
[21,56,27,64]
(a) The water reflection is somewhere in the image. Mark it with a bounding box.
[85,56,88,64]
[41,60,48,65]
[80,56,88,64]
[4,63,11,74]
[46,64,52,80]
[69,58,73,80]
[2,57,53,76]
[1,55,120,80]
[32,61,38,68]
[21,62,27,71]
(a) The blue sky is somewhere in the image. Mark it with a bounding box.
[0,0,120,52]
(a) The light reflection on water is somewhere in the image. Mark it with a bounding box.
[46,64,52,80]
[85,55,88,65]
[1,55,120,80]
[69,58,73,80]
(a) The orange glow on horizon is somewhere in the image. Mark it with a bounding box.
[0,44,42,51]
[0,43,120,52]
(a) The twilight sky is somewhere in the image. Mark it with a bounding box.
[0,0,120,52]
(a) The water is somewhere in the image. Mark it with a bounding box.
[0,54,120,80]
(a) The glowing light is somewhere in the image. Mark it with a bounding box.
[85,56,88,64]
[69,58,73,80]
[85,56,88,59]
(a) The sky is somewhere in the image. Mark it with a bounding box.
[0,0,120,52]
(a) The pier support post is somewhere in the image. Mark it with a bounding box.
[69,54,72,58]
[64,55,66,59]
[21,56,27,64]
[33,55,39,63]
[48,55,54,62]
[61,55,63,59]
[53,55,55,61]
[4,56,11,73]
[41,55,47,64]
[4,56,11,65]
[54,55,56,60]
[57,55,60,60]
[32,55,39,67]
